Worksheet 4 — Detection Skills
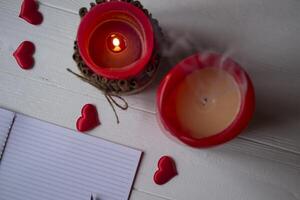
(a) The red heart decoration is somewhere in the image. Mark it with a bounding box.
[19,0,43,25]
[154,156,177,185]
[76,104,100,132]
[13,41,35,70]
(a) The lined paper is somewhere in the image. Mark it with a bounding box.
[0,113,142,200]
[0,108,15,160]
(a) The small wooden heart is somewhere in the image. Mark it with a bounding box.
[19,0,43,25]
[154,156,177,185]
[76,104,100,132]
[13,41,35,70]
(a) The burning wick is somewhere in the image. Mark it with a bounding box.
[107,33,127,53]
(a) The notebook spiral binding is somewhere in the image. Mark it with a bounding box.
[0,115,16,163]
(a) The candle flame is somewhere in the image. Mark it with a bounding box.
[112,38,120,47]
[112,37,122,52]
[107,33,126,53]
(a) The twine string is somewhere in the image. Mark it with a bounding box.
[66,68,128,124]
[107,93,128,110]
[104,93,120,124]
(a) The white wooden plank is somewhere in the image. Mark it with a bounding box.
[241,65,300,154]
[0,71,300,200]
[1,0,300,198]
[0,0,158,114]
[1,0,300,155]
[130,190,169,200]
[42,0,300,74]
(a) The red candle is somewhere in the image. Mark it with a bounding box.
[77,1,154,80]
[157,53,255,148]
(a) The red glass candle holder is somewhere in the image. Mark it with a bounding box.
[157,53,255,148]
[73,0,162,95]
[77,1,153,79]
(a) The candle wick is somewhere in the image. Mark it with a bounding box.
[201,97,208,106]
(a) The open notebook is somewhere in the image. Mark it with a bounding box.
[0,108,142,200]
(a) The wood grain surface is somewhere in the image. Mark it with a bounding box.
[0,0,299,199]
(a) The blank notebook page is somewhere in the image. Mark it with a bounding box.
[0,113,142,200]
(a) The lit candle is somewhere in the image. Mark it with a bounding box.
[77,1,155,80]
[106,33,127,53]
[157,53,255,148]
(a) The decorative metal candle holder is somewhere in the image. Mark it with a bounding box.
[72,0,163,95]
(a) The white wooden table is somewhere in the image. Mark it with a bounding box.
[1,0,300,199]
